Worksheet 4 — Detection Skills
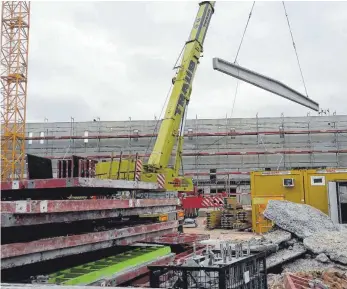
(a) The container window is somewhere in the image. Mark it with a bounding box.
[311,176,325,186]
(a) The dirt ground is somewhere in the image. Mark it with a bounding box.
[183,217,257,241]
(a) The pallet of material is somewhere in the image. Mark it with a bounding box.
[205,211,222,230]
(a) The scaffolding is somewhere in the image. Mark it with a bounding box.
[17,114,347,185]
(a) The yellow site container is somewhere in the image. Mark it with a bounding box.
[251,168,347,233]
[304,169,347,215]
[250,170,305,233]
[251,170,305,204]
[252,196,285,233]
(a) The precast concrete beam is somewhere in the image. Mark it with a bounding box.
[1,206,177,227]
[1,198,179,214]
[212,57,319,111]
[1,221,178,269]
[1,220,179,259]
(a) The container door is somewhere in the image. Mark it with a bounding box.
[337,182,347,224]
[328,182,339,224]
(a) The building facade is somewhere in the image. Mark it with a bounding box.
[25,114,347,192]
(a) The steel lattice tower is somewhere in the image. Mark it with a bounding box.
[1,1,30,181]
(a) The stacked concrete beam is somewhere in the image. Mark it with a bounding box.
[0,178,181,270]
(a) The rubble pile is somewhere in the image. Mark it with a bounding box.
[268,269,347,289]
[304,230,347,264]
[260,200,347,288]
[263,200,340,238]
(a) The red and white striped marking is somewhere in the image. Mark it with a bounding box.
[157,174,166,189]
[201,196,224,208]
[135,159,143,181]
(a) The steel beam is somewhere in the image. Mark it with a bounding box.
[1,198,179,214]
[1,206,177,227]
[213,57,319,111]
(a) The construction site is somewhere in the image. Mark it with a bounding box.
[1,1,347,289]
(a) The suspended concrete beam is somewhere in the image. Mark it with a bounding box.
[212,57,319,111]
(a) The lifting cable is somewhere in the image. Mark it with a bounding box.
[145,40,188,157]
[234,1,255,64]
[282,1,309,97]
[230,1,255,117]
[144,83,173,157]
[197,1,256,154]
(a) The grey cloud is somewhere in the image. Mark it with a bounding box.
[27,94,93,122]
[26,1,347,122]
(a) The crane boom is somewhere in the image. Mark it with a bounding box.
[147,1,215,171]
[95,1,215,192]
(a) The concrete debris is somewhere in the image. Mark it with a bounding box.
[247,237,278,253]
[293,269,347,289]
[268,269,347,289]
[201,238,278,254]
[316,253,330,264]
[247,200,347,278]
[263,228,292,245]
[286,238,298,246]
[282,258,335,273]
[304,230,347,264]
[266,243,306,269]
[308,279,329,289]
[263,200,339,239]
[267,274,284,289]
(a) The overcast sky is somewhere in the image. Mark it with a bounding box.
[25,1,346,122]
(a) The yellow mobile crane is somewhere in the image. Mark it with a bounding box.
[96,1,215,192]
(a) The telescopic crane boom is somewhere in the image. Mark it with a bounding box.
[147,1,215,172]
[95,1,215,192]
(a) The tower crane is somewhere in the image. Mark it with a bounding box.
[1,1,31,181]
[95,1,216,192]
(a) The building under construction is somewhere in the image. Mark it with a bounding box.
[25,114,347,192]
[2,1,347,288]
